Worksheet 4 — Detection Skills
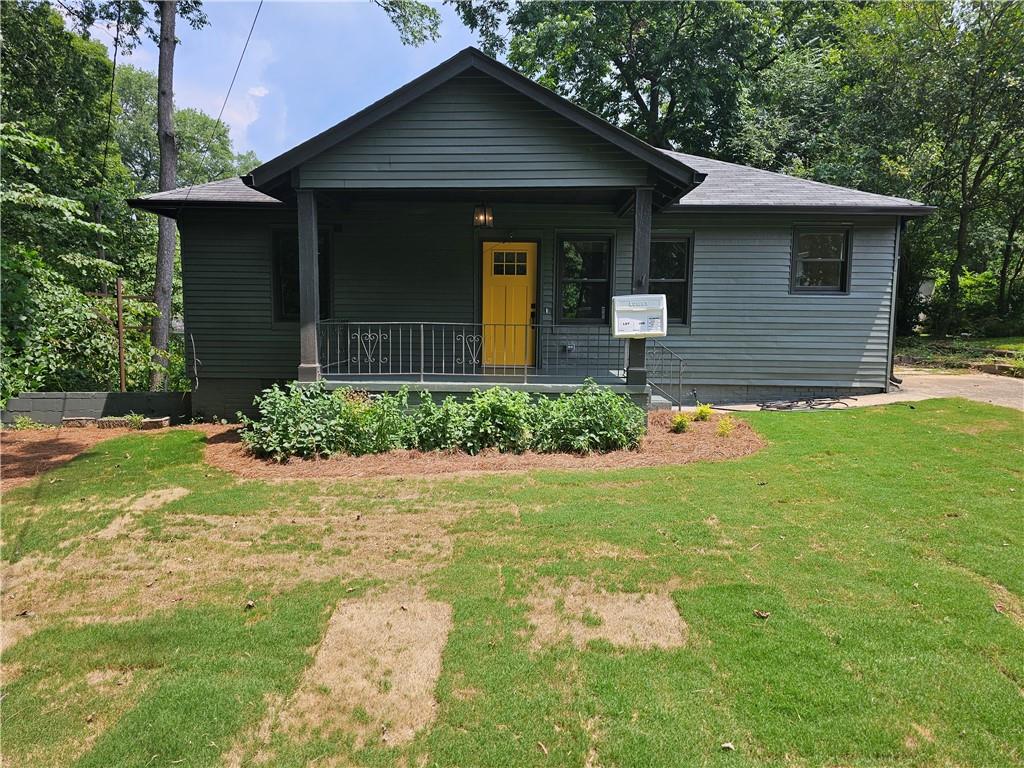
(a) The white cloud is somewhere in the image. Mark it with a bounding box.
[248,85,270,98]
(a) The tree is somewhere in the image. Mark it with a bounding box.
[832,1,1024,335]
[450,0,813,153]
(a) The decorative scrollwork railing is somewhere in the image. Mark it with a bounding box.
[317,321,627,383]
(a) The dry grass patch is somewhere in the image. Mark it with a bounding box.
[2,494,466,642]
[527,579,687,650]
[276,591,452,750]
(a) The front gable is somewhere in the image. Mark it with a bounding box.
[248,48,700,204]
[297,71,651,189]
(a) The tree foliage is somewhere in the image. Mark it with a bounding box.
[0,1,254,403]
[453,0,1024,335]
[115,65,259,193]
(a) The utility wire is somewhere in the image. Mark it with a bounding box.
[100,1,123,184]
[173,0,264,218]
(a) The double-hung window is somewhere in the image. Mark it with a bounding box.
[650,238,691,324]
[791,228,850,293]
[558,235,611,323]
[272,229,331,322]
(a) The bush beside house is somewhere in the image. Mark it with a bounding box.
[238,381,647,461]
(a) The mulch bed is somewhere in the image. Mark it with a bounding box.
[204,411,765,481]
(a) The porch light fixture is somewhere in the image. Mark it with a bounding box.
[473,204,493,228]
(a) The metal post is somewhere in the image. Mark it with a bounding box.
[116,277,127,392]
[419,323,425,382]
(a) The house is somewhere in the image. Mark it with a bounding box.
[130,47,934,417]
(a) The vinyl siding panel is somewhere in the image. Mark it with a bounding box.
[178,203,897,392]
[179,210,300,380]
[298,72,649,189]
[653,213,898,388]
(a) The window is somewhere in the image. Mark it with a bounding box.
[272,229,331,322]
[558,235,611,322]
[493,250,528,275]
[650,238,691,323]
[791,228,849,293]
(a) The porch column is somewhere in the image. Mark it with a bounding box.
[297,189,320,382]
[626,186,653,385]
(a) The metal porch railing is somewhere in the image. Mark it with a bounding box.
[317,321,627,383]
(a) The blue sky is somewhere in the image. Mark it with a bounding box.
[94,1,482,164]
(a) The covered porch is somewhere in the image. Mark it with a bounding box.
[293,186,670,393]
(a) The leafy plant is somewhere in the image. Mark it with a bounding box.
[123,412,146,430]
[670,412,692,433]
[531,381,646,454]
[8,415,47,431]
[413,392,470,451]
[716,415,737,437]
[462,386,534,455]
[693,403,714,421]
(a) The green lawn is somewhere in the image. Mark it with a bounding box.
[2,398,1022,767]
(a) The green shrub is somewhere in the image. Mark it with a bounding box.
[124,412,145,430]
[693,402,714,421]
[238,382,417,460]
[240,381,647,460]
[238,381,352,461]
[462,386,534,454]
[531,381,647,454]
[716,415,736,437]
[413,393,470,451]
[670,412,691,433]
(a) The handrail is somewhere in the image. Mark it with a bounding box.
[647,337,686,408]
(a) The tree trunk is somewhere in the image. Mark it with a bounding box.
[150,1,177,390]
[936,205,970,338]
[996,212,1020,315]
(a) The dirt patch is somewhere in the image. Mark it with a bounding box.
[278,591,452,749]
[85,668,133,689]
[527,580,687,650]
[205,412,764,481]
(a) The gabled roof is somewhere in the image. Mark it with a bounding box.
[128,48,934,219]
[127,177,285,217]
[664,151,934,216]
[245,46,703,193]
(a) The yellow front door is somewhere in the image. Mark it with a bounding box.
[482,242,537,366]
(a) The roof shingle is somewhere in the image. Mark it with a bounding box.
[663,151,932,214]
[129,177,284,209]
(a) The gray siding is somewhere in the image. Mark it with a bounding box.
[298,72,650,189]
[654,213,898,389]
[177,203,897,410]
[179,210,300,382]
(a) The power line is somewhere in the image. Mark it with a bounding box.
[174,0,264,218]
[99,1,123,183]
